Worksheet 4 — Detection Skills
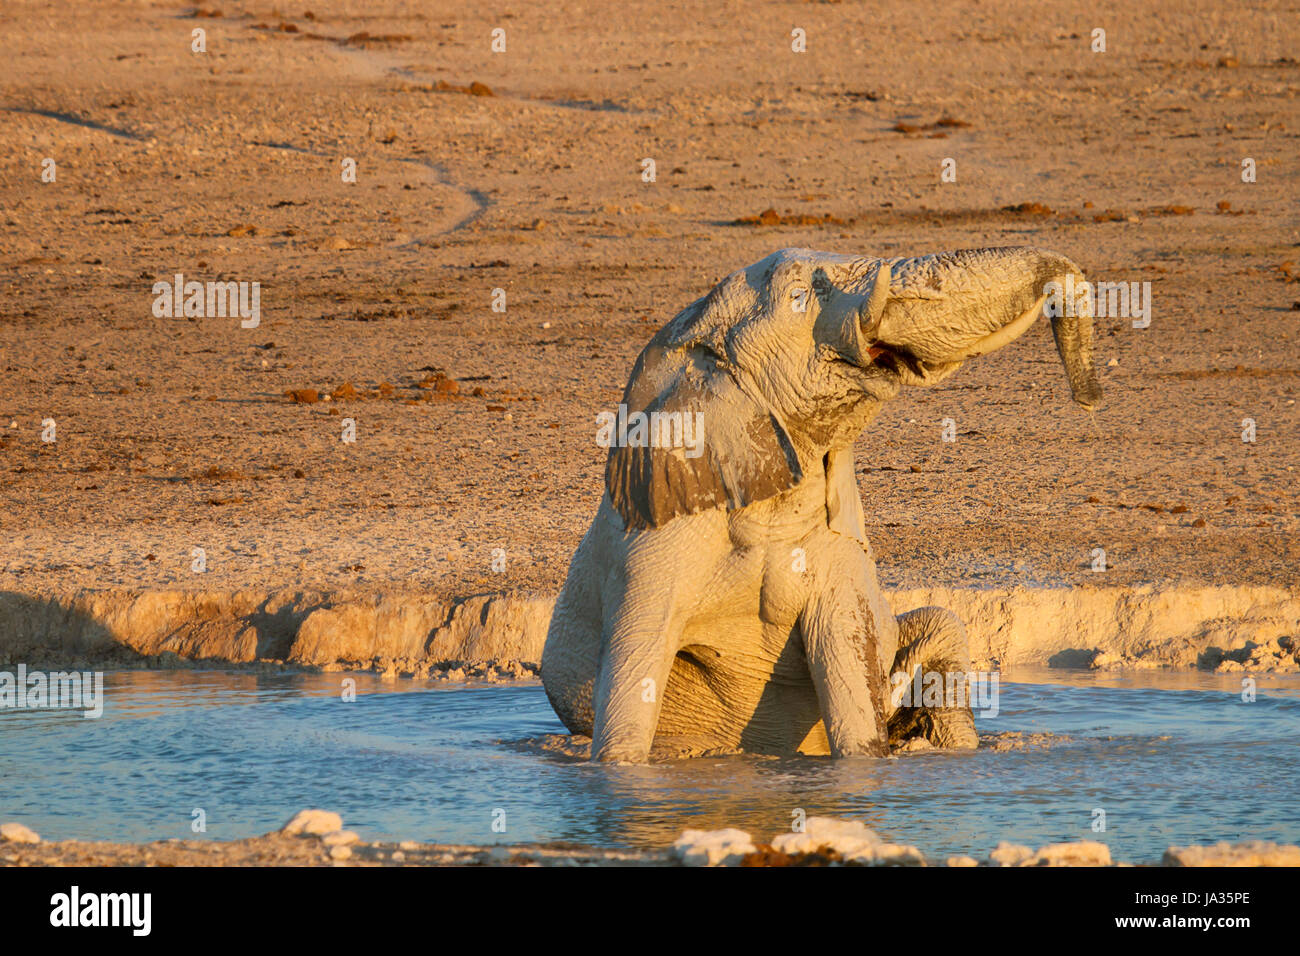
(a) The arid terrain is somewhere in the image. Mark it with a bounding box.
[3,0,1300,881]
[5,809,1297,867]
[1,1,1297,600]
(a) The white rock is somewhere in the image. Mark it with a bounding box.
[281,809,344,836]
[843,842,926,866]
[772,817,880,858]
[329,844,352,860]
[1090,650,1119,669]
[0,822,40,844]
[1023,840,1112,867]
[946,855,980,867]
[321,830,359,847]
[672,828,757,867]
[1164,841,1300,867]
[988,841,1034,866]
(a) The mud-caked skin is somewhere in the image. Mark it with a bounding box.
[541,247,1103,762]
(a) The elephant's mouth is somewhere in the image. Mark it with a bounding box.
[866,343,926,378]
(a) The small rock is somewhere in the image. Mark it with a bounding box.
[672,828,757,867]
[321,830,359,847]
[1024,840,1112,867]
[772,817,879,858]
[329,844,352,861]
[989,841,1034,866]
[281,809,344,836]
[946,855,980,867]
[0,822,40,844]
[1164,841,1300,866]
[1090,650,1119,670]
[845,842,927,866]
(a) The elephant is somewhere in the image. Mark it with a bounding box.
[541,246,1102,762]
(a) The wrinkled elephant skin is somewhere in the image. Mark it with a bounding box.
[541,247,1103,762]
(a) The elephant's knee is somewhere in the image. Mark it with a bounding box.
[893,605,970,674]
[888,605,978,751]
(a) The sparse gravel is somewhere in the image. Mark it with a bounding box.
[1,1,1296,600]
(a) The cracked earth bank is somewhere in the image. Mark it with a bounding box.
[0,0,1298,668]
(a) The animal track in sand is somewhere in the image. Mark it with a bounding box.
[6,107,147,142]
[250,140,491,239]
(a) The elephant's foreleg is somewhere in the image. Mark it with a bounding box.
[590,593,684,762]
[541,518,608,736]
[798,538,891,757]
[541,586,600,737]
[887,606,979,750]
[581,509,719,763]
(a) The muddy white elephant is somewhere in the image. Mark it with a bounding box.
[542,247,1102,761]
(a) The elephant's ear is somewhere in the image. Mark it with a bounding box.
[605,296,802,530]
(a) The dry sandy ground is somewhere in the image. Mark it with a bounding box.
[5,827,1296,867]
[2,831,672,867]
[1,0,1297,602]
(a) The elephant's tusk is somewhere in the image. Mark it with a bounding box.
[857,261,893,340]
[941,292,1048,362]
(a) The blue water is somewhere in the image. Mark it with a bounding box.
[1,668,1297,862]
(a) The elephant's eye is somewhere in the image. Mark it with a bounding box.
[789,287,810,314]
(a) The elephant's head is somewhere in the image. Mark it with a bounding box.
[607,247,1103,529]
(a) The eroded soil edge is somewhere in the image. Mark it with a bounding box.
[1,585,1296,674]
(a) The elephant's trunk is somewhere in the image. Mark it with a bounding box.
[1048,285,1104,411]
[863,248,1105,410]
